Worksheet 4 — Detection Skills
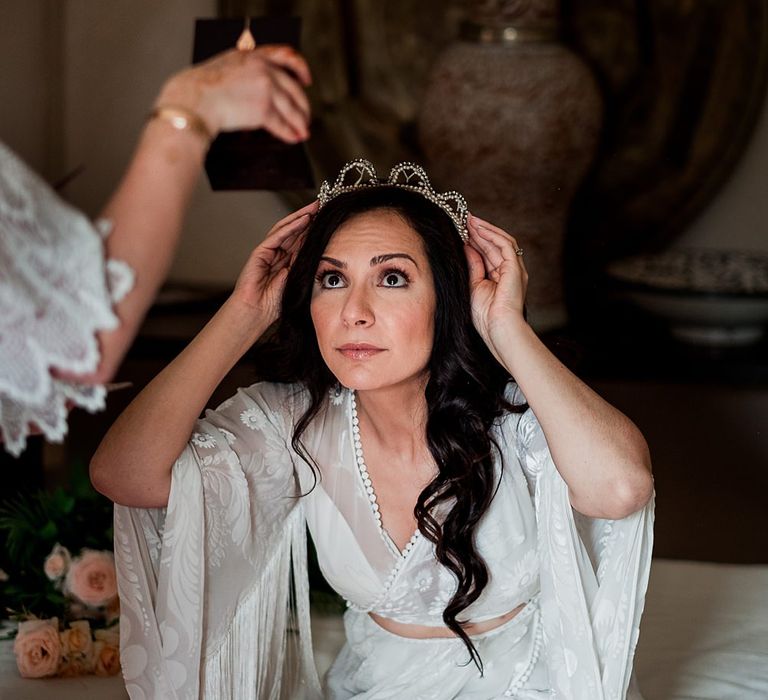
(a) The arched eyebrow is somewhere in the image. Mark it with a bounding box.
[318,253,419,269]
[371,253,419,268]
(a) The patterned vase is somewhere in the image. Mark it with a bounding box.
[418,0,602,330]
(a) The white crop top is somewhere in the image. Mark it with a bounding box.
[297,385,540,626]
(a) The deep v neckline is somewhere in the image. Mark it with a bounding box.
[349,390,421,558]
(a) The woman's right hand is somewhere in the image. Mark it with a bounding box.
[230,200,319,326]
[155,45,312,144]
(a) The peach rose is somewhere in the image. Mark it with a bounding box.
[57,651,90,677]
[43,543,71,581]
[105,596,121,625]
[57,652,91,677]
[64,620,93,656]
[93,640,121,676]
[58,620,95,677]
[13,618,61,678]
[94,626,120,647]
[64,550,117,607]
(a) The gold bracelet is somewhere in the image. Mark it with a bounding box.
[148,105,214,145]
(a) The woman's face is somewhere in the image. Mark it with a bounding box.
[310,208,437,392]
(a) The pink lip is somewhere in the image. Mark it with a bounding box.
[337,343,385,360]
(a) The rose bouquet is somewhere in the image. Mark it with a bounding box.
[0,462,120,678]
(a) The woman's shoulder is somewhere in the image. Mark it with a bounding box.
[194,381,310,443]
[213,381,309,415]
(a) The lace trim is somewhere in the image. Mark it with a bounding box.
[345,389,426,614]
[0,142,135,455]
[349,389,421,558]
[504,603,544,697]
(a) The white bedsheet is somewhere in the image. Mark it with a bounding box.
[1,558,766,699]
[634,559,768,700]
[312,558,768,698]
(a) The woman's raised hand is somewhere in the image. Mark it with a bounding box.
[155,45,312,144]
[230,200,319,325]
[464,213,529,350]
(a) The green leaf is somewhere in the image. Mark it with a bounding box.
[39,520,58,540]
[49,488,76,517]
[70,462,97,501]
[45,591,65,605]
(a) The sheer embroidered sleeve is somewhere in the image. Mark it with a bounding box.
[511,389,655,700]
[113,381,322,700]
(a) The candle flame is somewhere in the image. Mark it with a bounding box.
[236,18,256,51]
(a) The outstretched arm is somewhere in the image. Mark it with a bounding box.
[85,46,312,383]
[465,213,653,520]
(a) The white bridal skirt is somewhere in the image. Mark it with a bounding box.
[324,597,552,699]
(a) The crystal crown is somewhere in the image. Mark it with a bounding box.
[317,159,469,242]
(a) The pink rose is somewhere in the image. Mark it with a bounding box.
[64,550,117,608]
[43,543,71,581]
[13,618,61,678]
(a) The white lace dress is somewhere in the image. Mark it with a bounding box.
[114,381,654,700]
[0,142,134,455]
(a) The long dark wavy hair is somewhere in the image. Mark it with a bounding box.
[254,186,525,671]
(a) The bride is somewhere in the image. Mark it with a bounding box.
[92,160,654,699]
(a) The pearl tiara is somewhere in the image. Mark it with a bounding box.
[316,159,469,242]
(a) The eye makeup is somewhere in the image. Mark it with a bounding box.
[314,265,412,289]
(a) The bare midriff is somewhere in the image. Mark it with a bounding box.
[368,602,526,639]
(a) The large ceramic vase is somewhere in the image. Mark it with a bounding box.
[418,0,602,330]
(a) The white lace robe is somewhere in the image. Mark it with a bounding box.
[114,381,654,699]
[0,142,134,455]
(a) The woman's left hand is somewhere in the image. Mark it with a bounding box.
[464,213,528,349]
